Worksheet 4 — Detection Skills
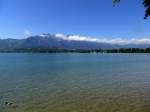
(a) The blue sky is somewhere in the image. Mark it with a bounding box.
[0,0,150,39]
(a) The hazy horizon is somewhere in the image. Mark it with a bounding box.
[1,33,150,45]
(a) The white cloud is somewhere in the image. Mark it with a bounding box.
[24,30,32,36]
[55,33,150,45]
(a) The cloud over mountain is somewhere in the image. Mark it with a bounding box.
[0,33,150,50]
[24,30,32,36]
[55,33,150,45]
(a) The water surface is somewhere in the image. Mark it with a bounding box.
[0,53,150,112]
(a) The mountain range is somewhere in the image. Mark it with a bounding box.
[0,34,150,50]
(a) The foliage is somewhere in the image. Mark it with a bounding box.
[113,0,150,19]
[0,47,150,53]
[143,0,150,19]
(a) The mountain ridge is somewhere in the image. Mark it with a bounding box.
[0,34,150,49]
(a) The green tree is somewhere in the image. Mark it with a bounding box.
[143,0,150,19]
[113,0,150,19]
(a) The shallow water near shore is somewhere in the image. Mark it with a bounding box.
[1,53,150,112]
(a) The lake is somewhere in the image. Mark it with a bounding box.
[0,53,150,112]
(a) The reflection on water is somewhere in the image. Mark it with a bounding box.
[0,53,150,112]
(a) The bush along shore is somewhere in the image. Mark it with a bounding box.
[0,48,150,53]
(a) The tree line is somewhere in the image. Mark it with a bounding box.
[0,47,150,53]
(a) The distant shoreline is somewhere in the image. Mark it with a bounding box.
[0,48,150,53]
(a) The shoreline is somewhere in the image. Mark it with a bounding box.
[0,48,150,53]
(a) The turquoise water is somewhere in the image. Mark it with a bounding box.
[0,53,150,112]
